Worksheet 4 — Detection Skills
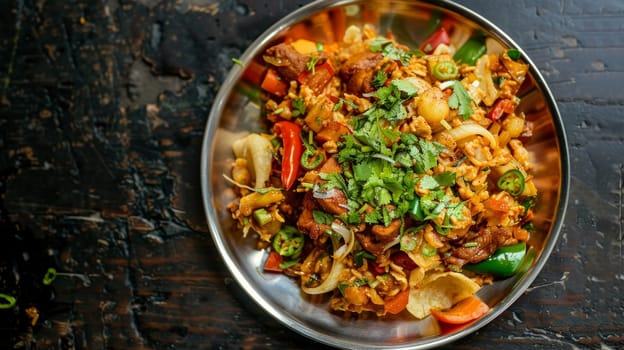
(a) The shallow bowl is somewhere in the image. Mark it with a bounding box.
[200,0,569,348]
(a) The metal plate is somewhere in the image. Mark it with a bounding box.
[200,0,569,348]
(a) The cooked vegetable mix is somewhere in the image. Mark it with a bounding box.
[226,18,537,325]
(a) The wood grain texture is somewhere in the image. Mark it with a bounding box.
[0,0,622,349]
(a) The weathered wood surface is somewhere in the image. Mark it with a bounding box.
[0,0,622,349]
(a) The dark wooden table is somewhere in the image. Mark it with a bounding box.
[1,0,622,349]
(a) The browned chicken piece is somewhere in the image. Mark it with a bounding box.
[263,43,327,82]
[446,226,514,267]
[339,52,383,95]
[303,66,333,93]
[371,219,401,238]
[356,231,396,257]
[316,189,349,215]
[316,121,351,144]
[313,156,348,215]
[297,193,330,240]
[318,156,342,174]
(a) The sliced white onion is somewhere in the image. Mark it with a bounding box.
[331,222,355,261]
[444,123,497,148]
[362,91,376,98]
[312,185,337,199]
[382,234,402,252]
[438,80,456,90]
[330,222,351,243]
[302,235,346,295]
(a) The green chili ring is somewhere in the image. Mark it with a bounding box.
[421,243,437,257]
[432,61,458,80]
[507,48,521,60]
[43,267,57,285]
[301,148,324,169]
[272,226,305,257]
[497,169,525,197]
[0,293,16,309]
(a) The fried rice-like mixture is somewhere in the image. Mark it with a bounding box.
[226,24,536,318]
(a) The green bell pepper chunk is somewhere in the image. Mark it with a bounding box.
[464,242,527,277]
[453,34,487,66]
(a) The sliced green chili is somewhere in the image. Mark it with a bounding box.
[453,34,487,65]
[432,61,458,80]
[301,148,324,169]
[253,208,273,226]
[0,293,16,309]
[497,169,525,196]
[464,242,527,277]
[421,243,437,257]
[272,226,305,257]
[408,197,424,221]
[507,48,521,60]
[42,267,57,285]
[300,130,324,169]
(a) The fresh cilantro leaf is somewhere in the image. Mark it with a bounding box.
[372,70,388,89]
[420,175,440,190]
[410,140,443,173]
[434,171,456,187]
[291,98,306,117]
[400,132,418,145]
[447,81,474,119]
[391,79,418,97]
[369,37,392,52]
[369,37,414,66]
[353,160,373,182]
[420,172,456,190]
[312,210,333,225]
[365,210,381,224]
[333,97,358,112]
[319,172,347,193]
[395,151,412,168]
[446,201,465,219]
[377,188,392,206]
[382,45,413,65]
[306,55,319,73]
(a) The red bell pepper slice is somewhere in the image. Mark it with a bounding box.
[261,68,288,97]
[487,98,516,121]
[297,61,334,85]
[420,27,451,54]
[242,60,267,86]
[275,121,303,190]
[263,251,283,272]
